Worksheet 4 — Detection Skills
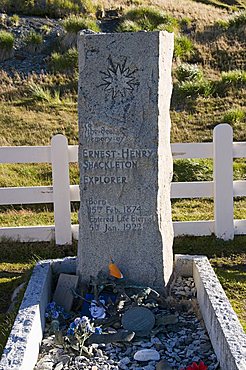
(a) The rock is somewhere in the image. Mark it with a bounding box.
[155,314,178,326]
[134,349,160,362]
[156,359,173,370]
[86,329,135,345]
[122,307,155,336]
[119,357,131,365]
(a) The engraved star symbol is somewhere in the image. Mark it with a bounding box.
[100,58,138,98]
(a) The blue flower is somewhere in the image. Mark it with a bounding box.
[94,327,102,334]
[70,321,77,329]
[52,310,59,319]
[63,312,71,320]
[47,302,56,310]
[74,317,81,326]
[66,327,75,336]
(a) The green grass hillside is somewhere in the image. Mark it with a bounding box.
[0,0,245,357]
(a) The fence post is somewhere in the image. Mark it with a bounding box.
[213,124,234,240]
[51,135,72,245]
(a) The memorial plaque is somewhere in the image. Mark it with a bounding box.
[77,31,174,288]
[53,273,79,312]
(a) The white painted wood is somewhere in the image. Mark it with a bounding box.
[51,135,72,245]
[71,224,79,240]
[0,225,55,241]
[68,146,79,162]
[173,220,214,236]
[233,142,246,158]
[0,186,53,205]
[0,128,245,241]
[171,143,213,159]
[0,146,51,163]
[171,181,213,198]
[70,185,80,201]
[234,181,246,197]
[234,220,246,235]
[213,124,234,240]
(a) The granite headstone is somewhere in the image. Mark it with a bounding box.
[53,273,79,312]
[77,31,174,288]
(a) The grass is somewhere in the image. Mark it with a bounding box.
[23,31,43,45]
[223,108,245,124]
[176,79,214,98]
[49,48,78,73]
[118,6,179,32]
[9,14,20,26]
[175,63,204,82]
[174,35,194,61]
[0,30,14,50]
[62,14,100,33]
[0,0,96,17]
[221,69,246,85]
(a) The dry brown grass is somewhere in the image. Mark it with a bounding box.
[154,0,230,27]
[100,0,230,30]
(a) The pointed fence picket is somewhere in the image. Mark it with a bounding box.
[0,124,245,244]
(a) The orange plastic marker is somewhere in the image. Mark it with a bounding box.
[109,258,123,279]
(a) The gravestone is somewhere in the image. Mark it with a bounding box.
[53,273,79,312]
[77,31,174,289]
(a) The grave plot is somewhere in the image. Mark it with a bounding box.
[1,31,245,370]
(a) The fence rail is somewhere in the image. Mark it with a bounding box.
[0,124,245,244]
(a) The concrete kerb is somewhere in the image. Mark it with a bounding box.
[1,255,246,370]
[0,257,76,370]
[175,254,246,370]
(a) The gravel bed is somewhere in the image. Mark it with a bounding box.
[35,276,219,370]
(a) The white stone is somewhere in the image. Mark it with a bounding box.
[133,349,160,362]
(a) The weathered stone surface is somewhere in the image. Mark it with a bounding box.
[133,349,160,362]
[122,306,155,335]
[53,273,78,312]
[77,31,174,289]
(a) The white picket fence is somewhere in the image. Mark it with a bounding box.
[0,124,245,244]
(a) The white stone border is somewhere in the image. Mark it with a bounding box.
[0,257,76,370]
[175,255,246,370]
[1,255,245,370]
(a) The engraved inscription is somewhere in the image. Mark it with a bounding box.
[82,148,155,186]
[84,123,126,144]
[100,57,139,98]
[85,198,154,233]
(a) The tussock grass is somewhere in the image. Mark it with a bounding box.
[174,35,194,61]
[177,79,214,98]
[221,69,246,85]
[62,14,100,33]
[175,63,204,83]
[118,6,179,32]
[49,48,78,73]
[0,0,96,17]
[9,14,20,26]
[0,30,14,50]
[223,108,245,124]
[23,31,43,45]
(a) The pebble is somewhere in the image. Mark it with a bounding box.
[34,276,219,370]
[134,349,160,362]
